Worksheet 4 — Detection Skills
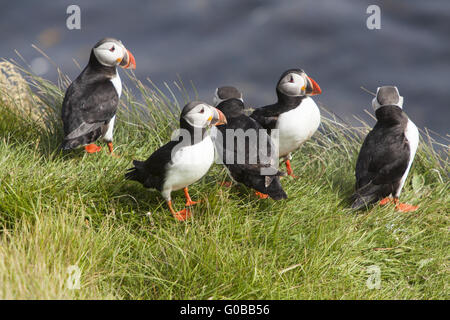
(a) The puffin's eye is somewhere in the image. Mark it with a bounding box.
[200,108,205,114]
[109,46,115,52]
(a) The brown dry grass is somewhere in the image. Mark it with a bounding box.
[0,61,44,124]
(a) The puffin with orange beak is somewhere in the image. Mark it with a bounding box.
[250,68,322,177]
[126,101,227,221]
[61,38,136,155]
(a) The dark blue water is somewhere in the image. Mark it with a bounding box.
[1,0,449,137]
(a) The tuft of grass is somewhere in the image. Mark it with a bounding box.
[0,60,448,299]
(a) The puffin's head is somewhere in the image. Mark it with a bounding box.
[92,38,136,69]
[181,101,227,129]
[277,69,321,97]
[372,86,404,110]
[213,86,243,106]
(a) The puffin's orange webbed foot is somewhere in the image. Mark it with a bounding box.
[395,203,419,212]
[107,142,120,158]
[167,200,192,221]
[255,191,269,199]
[173,208,192,221]
[185,200,201,207]
[379,197,393,206]
[285,160,298,178]
[85,144,102,153]
[183,187,201,207]
[166,187,200,221]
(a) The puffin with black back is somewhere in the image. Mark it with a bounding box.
[351,86,419,212]
[61,37,136,156]
[250,68,322,177]
[213,96,287,200]
[125,101,227,221]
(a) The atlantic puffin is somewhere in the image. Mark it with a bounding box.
[125,101,227,221]
[213,97,287,200]
[61,38,136,155]
[250,69,322,177]
[351,86,419,212]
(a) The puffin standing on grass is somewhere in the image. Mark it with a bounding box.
[213,95,287,200]
[61,38,136,155]
[351,86,419,212]
[250,69,322,177]
[125,101,227,221]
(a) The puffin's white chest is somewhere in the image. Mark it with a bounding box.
[101,71,121,141]
[275,97,320,157]
[163,136,215,192]
[110,70,122,98]
[395,119,419,196]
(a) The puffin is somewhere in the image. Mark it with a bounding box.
[213,96,287,200]
[125,101,227,221]
[250,69,322,177]
[61,38,136,155]
[351,86,419,212]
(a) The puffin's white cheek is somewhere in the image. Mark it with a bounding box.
[201,114,210,127]
[185,114,200,127]
[94,49,122,67]
[280,83,301,96]
[200,113,212,127]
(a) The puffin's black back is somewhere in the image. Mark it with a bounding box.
[61,51,119,150]
[351,105,410,209]
[125,139,180,190]
[215,98,287,200]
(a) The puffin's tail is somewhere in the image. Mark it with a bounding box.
[350,182,382,210]
[265,176,288,200]
[125,160,146,184]
[351,195,377,210]
[60,139,79,151]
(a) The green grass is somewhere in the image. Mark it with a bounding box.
[0,64,448,299]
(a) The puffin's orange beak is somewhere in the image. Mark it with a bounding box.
[120,49,136,69]
[211,108,227,126]
[216,109,227,126]
[307,76,321,95]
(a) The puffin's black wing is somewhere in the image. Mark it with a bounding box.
[351,124,410,209]
[125,139,180,190]
[61,79,118,149]
[249,104,280,131]
[217,114,286,200]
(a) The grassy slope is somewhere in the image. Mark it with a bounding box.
[0,69,448,299]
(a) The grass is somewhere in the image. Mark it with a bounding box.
[0,60,448,299]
